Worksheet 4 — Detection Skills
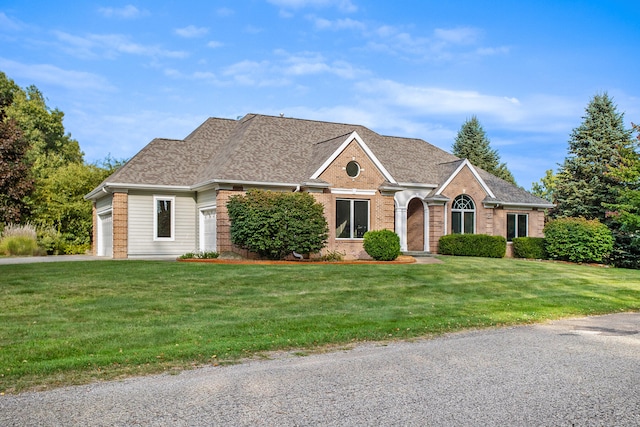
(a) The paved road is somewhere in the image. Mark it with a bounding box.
[1,313,638,426]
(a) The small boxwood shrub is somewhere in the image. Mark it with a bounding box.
[363,229,401,261]
[512,237,547,259]
[438,234,506,258]
[544,218,613,263]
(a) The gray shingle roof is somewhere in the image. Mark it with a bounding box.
[94,113,551,207]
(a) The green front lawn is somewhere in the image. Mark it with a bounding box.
[1,257,638,393]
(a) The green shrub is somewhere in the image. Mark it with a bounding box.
[37,227,65,255]
[512,237,547,259]
[363,229,401,261]
[227,190,328,260]
[544,217,613,263]
[438,234,506,258]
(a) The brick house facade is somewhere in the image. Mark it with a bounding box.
[86,114,553,259]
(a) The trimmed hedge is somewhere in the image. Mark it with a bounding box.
[512,237,547,259]
[438,234,506,258]
[363,229,401,261]
[543,217,613,263]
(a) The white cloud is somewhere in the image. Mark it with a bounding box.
[277,50,367,79]
[356,79,526,121]
[267,0,357,13]
[98,5,145,19]
[216,7,235,17]
[0,12,25,31]
[433,27,480,45]
[311,17,365,31]
[207,41,224,48]
[0,57,115,91]
[53,31,188,59]
[175,25,209,38]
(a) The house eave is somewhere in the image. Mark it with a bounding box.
[483,201,556,209]
[85,182,193,201]
[192,179,301,192]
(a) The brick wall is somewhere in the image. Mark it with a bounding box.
[317,139,394,259]
[112,192,128,259]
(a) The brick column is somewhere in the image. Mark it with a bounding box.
[112,192,128,259]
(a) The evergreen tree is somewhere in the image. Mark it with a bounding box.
[452,116,516,184]
[553,93,634,221]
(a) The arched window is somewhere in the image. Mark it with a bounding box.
[451,195,475,234]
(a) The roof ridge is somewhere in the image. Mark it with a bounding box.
[244,113,369,129]
[313,132,355,145]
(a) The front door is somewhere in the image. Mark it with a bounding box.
[407,198,425,251]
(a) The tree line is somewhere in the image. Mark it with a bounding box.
[453,94,639,268]
[0,71,123,254]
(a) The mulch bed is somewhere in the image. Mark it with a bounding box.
[177,255,417,265]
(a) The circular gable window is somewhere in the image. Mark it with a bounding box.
[346,161,360,178]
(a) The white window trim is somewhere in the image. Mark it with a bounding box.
[336,198,370,240]
[507,213,528,241]
[154,195,175,241]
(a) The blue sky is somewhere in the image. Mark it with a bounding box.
[1,0,638,189]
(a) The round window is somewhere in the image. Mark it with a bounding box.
[346,161,360,178]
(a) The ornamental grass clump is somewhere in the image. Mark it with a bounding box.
[363,229,401,261]
[0,223,44,256]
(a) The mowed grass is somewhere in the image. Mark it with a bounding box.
[1,257,639,393]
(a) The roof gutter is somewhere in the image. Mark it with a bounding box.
[84,182,193,201]
[483,201,555,209]
[191,179,302,192]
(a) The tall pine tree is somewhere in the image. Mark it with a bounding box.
[452,116,516,184]
[553,93,634,221]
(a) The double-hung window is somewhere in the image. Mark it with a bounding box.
[154,196,175,240]
[336,199,369,239]
[507,213,528,241]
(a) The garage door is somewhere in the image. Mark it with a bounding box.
[200,208,216,252]
[98,212,113,257]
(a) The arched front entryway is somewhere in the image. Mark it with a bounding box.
[406,198,425,251]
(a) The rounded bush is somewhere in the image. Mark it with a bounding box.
[543,217,613,263]
[363,229,401,261]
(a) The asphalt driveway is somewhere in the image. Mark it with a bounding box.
[1,312,638,426]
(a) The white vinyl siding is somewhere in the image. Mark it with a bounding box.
[128,191,197,257]
[95,195,112,212]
